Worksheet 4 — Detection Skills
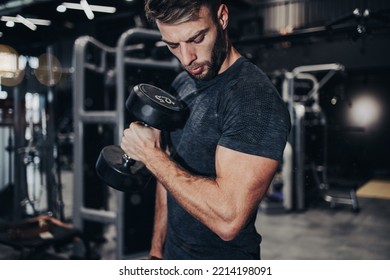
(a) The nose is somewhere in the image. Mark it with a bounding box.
[180,43,196,66]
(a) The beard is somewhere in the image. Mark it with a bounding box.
[184,24,228,81]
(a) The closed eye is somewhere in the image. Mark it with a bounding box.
[162,28,209,49]
[192,34,205,44]
[167,43,179,49]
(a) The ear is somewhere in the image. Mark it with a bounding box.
[217,4,229,30]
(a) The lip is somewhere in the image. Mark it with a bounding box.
[189,66,204,76]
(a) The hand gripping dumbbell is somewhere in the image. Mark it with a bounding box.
[95,83,186,192]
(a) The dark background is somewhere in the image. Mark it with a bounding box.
[1,0,390,257]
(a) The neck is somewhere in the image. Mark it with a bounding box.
[219,43,241,75]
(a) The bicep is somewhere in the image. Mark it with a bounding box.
[215,145,279,216]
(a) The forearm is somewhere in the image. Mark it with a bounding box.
[149,181,167,259]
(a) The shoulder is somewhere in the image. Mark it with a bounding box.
[230,57,266,79]
[220,58,290,129]
[223,58,279,103]
[223,58,274,92]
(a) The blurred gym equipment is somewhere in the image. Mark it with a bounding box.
[276,63,360,212]
[0,47,87,259]
[72,28,180,259]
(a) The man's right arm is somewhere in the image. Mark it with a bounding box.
[149,180,167,259]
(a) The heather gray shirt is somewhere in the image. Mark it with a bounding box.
[164,57,290,259]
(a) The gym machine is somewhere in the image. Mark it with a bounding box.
[0,47,87,259]
[72,28,180,259]
[276,63,359,212]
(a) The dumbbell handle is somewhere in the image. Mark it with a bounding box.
[121,122,149,169]
[122,154,135,168]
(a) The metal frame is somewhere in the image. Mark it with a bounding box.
[72,28,179,259]
[282,63,345,211]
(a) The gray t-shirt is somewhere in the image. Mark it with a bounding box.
[164,57,291,259]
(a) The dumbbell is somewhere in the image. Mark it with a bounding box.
[95,83,186,192]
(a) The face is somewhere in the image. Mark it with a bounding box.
[157,5,229,81]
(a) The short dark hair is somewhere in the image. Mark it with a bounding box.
[144,0,221,24]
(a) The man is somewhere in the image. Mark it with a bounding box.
[121,0,291,259]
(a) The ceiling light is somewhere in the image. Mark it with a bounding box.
[80,0,94,20]
[5,21,15,27]
[58,1,116,20]
[0,91,8,100]
[0,51,18,74]
[1,15,51,30]
[16,14,37,30]
[0,44,20,93]
[57,5,67,13]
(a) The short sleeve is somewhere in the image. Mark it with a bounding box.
[218,78,290,161]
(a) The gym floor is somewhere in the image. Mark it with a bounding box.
[0,171,389,260]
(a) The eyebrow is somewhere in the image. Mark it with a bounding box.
[162,28,210,45]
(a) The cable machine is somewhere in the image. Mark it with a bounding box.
[277,63,359,212]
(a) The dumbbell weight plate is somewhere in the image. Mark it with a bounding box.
[126,83,185,131]
[96,145,147,192]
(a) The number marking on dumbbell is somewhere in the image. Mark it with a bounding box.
[154,95,175,105]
